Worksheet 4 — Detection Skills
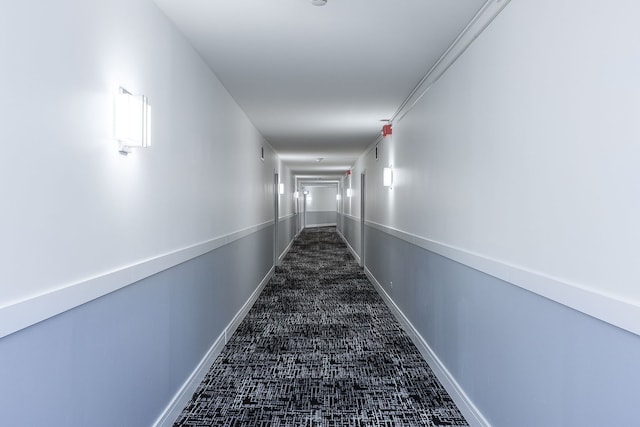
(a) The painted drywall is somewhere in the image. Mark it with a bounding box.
[342,0,640,424]
[365,226,640,426]
[343,0,640,426]
[277,215,297,261]
[305,186,337,212]
[0,0,278,330]
[0,227,274,427]
[371,0,640,313]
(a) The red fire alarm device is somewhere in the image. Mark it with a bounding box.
[382,124,392,137]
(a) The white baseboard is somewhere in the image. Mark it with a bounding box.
[153,266,275,427]
[365,267,491,427]
[278,238,295,265]
[337,229,361,265]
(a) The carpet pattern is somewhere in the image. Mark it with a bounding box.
[174,226,468,426]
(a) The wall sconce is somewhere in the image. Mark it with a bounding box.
[115,87,151,155]
[303,190,309,195]
[383,166,393,188]
[336,194,342,201]
[346,188,353,198]
[294,191,299,199]
[279,183,284,195]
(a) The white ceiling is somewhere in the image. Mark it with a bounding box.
[153,0,487,175]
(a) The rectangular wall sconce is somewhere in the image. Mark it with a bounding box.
[279,183,284,195]
[336,194,342,201]
[383,167,393,188]
[346,188,353,198]
[115,87,151,155]
[294,191,299,199]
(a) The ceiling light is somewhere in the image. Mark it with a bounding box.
[311,0,327,6]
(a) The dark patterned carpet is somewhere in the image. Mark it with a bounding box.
[174,227,468,426]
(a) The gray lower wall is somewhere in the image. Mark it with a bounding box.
[305,211,336,228]
[338,213,361,261]
[364,225,640,426]
[0,225,275,427]
[278,214,297,260]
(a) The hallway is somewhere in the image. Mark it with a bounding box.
[2,1,640,426]
[174,227,467,426]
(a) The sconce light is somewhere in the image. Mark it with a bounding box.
[383,166,393,188]
[346,188,353,198]
[115,87,151,155]
[336,194,342,201]
[279,183,284,195]
[303,190,309,195]
[294,191,299,199]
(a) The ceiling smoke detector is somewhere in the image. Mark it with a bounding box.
[311,0,327,6]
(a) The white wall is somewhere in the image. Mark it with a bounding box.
[0,0,277,330]
[305,186,337,212]
[358,0,640,333]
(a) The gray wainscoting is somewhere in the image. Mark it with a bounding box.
[305,211,337,228]
[364,225,640,427]
[0,225,275,427]
[278,214,297,261]
[338,213,361,261]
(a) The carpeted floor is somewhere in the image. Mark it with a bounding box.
[174,226,468,426]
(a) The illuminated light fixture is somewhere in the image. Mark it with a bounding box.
[279,183,284,195]
[383,166,393,188]
[294,191,299,199]
[115,87,151,155]
[346,188,353,198]
[311,0,327,5]
[336,194,342,201]
[303,190,309,195]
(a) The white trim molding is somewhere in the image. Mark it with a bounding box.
[365,267,490,427]
[342,213,361,223]
[153,266,274,427]
[393,0,511,123]
[278,213,297,222]
[0,221,275,339]
[365,220,640,338]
